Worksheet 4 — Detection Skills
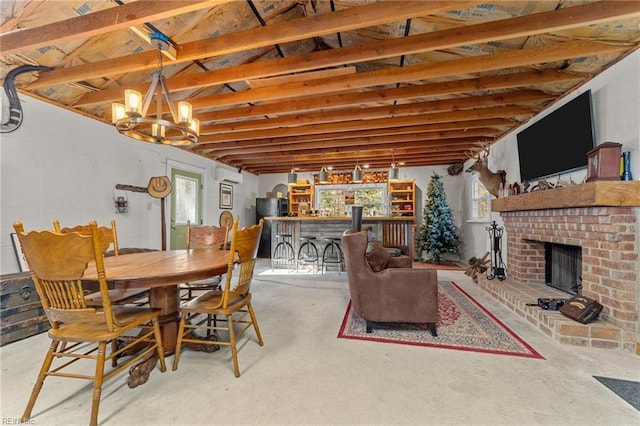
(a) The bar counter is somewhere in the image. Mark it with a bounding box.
[264,216,416,260]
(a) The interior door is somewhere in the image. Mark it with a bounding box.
[169,167,203,250]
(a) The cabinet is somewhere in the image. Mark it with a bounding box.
[387,180,415,216]
[289,183,314,214]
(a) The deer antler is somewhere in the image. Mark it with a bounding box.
[479,143,491,159]
[467,143,490,160]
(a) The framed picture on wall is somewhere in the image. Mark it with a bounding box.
[10,233,30,272]
[220,183,233,209]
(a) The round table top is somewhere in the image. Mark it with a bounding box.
[83,249,231,288]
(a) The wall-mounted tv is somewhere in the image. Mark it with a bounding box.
[517,90,596,182]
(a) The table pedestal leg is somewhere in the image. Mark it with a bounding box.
[149,285,180,354]
[127,285,179,388]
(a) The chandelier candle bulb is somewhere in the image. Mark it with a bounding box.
[178,101,193,123]
[152,123,165,139]
[124,89,142,116]
[111,103,126,123]
[189,118,200,135]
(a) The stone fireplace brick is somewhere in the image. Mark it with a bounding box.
[489,182,640,352]
[493,205,638,351]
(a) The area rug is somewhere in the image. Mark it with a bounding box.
[338,281,544,359]
[593,376,640,411]
[412,261,463,271]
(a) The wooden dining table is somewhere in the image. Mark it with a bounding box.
[82,248,231,387]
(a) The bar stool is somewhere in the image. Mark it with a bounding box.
[272,233,295,271]
[322,237,344,274]
[297,236,320,273]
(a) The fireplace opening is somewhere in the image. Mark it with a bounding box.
[544,243,582,295]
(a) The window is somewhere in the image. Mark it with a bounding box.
[316,184,385,217]
[470,175,491,220]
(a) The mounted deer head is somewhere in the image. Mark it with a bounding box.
[465,145,506,198]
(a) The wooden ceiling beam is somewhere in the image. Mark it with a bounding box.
[197,106,532,143]
[193,118,514,150]
[228,141,483,161]
[201,90,552,134]
[69,1,640,107]
[187,41,625,111]
[209,139,497,164]
[235,149,472,173]
[196,70,582,123]
[0,1,228,56]
[202,129,500,156]
[28,1,470,89]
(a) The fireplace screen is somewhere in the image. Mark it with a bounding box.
[545,243,582,295]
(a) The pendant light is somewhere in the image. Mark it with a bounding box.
[388,148,399,181]
[352,151,363,183]
[112,32,199,145]
[319,154,329,183]
[287,157,298,184]
[319,167,329,183]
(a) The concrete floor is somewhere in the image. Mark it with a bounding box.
[1,259,639,426]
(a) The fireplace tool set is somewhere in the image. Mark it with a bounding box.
[486,221,507,280]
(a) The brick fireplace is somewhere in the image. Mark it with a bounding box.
[481,181,640,353]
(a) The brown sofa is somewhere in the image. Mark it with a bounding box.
[341,229,439,336]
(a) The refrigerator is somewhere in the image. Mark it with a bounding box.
[256,197,288,258]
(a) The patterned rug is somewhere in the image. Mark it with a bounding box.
[412,261,463,270]
[338,281,544,359]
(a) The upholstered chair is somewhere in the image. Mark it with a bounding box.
[341,228,438,336]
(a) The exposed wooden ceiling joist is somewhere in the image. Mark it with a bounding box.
[2,0,639,175]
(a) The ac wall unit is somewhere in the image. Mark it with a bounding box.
[215,167,243,184]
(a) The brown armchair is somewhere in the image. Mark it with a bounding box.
[341,229,438,336]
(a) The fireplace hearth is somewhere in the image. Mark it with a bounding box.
[489,181,640,352]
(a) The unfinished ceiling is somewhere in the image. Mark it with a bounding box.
[1,0,640,175]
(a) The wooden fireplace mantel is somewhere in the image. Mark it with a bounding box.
[492,181,640,212]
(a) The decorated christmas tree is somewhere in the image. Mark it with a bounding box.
[418,172,460,263]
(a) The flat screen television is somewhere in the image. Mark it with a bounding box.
[517,90,596,181]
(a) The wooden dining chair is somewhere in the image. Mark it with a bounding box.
[53,219,150,306]
[179,220,230,301]
[173,218,264,377]
[13,221,166,426]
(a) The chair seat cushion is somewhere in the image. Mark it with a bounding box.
[365,242,390,272]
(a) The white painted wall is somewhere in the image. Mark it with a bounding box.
[1,97,259,274]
